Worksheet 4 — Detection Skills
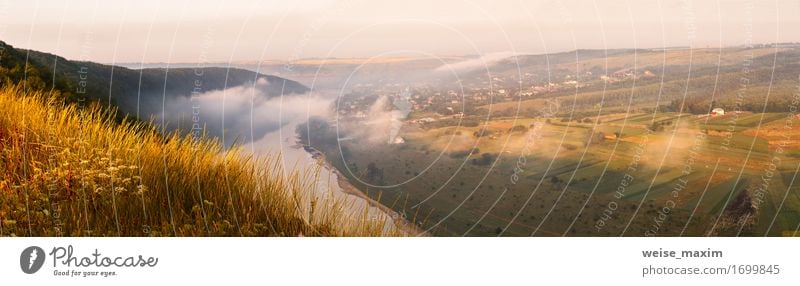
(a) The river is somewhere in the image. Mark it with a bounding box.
[243,121,420,236]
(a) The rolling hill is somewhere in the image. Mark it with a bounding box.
[0,40,309,119]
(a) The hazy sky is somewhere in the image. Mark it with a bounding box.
[1,0,798,63]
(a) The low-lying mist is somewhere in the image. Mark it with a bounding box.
[333,94,411,145]
[435,52,517,73]
[155,78,332,147]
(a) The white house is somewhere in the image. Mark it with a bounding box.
[711,108,725,116]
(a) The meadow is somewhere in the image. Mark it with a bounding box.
[303,110,800,236]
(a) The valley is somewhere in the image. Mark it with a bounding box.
[297,46,800,236]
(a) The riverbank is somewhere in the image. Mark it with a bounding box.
[298,143,426,236]
[325,161,428,236]
[246,121,425,236]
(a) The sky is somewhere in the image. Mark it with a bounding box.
[0,0,798,63]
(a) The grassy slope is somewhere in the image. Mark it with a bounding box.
[0,85,396,236]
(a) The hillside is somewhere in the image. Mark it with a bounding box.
[0,84,395,236]
[470,47,800,117]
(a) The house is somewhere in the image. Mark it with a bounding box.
[711,108,725,116]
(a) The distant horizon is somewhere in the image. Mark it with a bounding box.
[110,41,794,65]
[5,38,797,66]
[2,0,799,63]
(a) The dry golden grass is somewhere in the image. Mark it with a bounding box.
[0,85,400,236]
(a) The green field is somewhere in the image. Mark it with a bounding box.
[303,110,800,236]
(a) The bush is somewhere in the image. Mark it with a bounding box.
[449,150,472,158]
[473,129,490,138]
[508,125,528,133]
[471,153,497,166]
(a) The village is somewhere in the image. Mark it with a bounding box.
[335,67,664,125]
